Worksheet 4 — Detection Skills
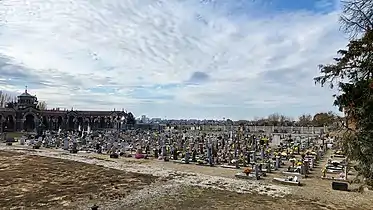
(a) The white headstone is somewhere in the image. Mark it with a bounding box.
[271,135,281,146]
[20,137,25,145]
[63,138,69,150]
[29,138,35,145]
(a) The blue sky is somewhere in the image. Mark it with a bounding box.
[0,0,347,120]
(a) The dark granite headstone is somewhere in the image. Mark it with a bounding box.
[110,153,119,158]
[332,182,348,191]
[192,150,197,162]
[173,149,178,160]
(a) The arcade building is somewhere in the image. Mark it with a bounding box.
[0,89,132,132]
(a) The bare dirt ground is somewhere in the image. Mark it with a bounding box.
[1,146,373,210]
[0,151,156,210]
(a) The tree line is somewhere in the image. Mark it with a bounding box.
[228,112,341,127]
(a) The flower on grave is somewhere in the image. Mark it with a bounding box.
[244,168,252,174]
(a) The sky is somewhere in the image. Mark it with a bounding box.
[0,0,349,120]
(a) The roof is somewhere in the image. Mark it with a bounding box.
[0,108,16,113]
[18,92,35,97]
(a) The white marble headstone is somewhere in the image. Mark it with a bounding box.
[20,137,25,145]
[63,138,69,150]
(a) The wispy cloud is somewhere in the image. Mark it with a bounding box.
[0,0,347,119]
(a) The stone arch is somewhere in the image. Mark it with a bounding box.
[104,116,111,128]
[5,115,15,131]
[91,117,98,129]
[22,112,37,121]
[77,117,84,130]
[23,113,36,132]
[99,116,105,128]
[50,116,56,130]
[67,111,78,117]
[68,115,75,130]
[42,115,49,130]
[82,117,90,130]
[77,116,83,125]
[57,116,63,129]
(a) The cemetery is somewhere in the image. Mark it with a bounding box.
[1,0,373,208]
[1,120,373,210]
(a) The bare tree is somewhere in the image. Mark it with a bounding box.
[340,0,373,37]
[36,101,47,110]
[298,114,313,126]
[0,91,16,108]
[267,113,280,126]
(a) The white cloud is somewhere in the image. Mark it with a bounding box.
[0,0,347,119]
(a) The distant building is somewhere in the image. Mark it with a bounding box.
[0,89,131,132]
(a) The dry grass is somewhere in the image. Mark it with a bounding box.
[1,149,373,210]
[133,186,368,210]
[0,151,156,210]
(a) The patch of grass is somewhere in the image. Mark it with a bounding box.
[133,187,363,210]
[4,132,24,138]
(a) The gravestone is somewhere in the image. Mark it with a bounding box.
[162,145,167,157]
[275,156,280,169]
[332,182,348,191]
[185,151,190,164]
[63,138,69,150]
[260,147,265,160]
[192,150,197,162]
[207,147,213,166]
[254,164,259,180]
[19,137,25,145]
[173,149,178,160]
[154,148,158,158]
[246,151,251,165]
[110,153,119,158]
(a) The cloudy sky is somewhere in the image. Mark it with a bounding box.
[0,0,348,120]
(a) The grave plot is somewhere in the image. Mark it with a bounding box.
[0,151,157,209]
